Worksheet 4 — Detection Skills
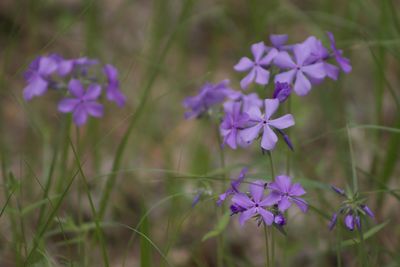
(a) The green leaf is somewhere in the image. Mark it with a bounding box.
[340,220,390,248]
[202,211,230,242]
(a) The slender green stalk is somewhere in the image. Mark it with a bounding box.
[263,224,270,267]
[357,223,369,267]
[347,125,358,193]
[336,224,342,267]
[267,151,275,178]
[270,227,275,266]
[286,96,292,175]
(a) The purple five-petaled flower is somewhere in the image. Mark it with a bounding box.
[217,168,248,206]
[58,79,104,126]
[266,175,308,213]
[274,43,326,96]
[231,181,276,226]
[23,56,58,100]
[234,42,278,89]
[103,64,126,107]
[240,98,295,151]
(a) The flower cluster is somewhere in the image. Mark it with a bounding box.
[328,186,375,231]
[183,32,351,151]
[23,54,126,126]
[218,169,307,227]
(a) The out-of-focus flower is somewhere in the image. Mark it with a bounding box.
[23,56,58,100]
[220,102,249,149]
[327,32,352,73]
[103,64,126,107]
[274,43,325,96]
[240,99,295,150]
[234,42,278,89]
[58,79,104,126]
[266,175,308,212]
[272,82,292,103]
[217,168,248,206]
[183,80,235,119]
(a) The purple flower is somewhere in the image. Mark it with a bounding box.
[234,42,278,89]
[344,214,360,231]
[329,213,338,231]
[267,34,293,52]
[327,32,352,73]
[240,98,295,151]
[103,64,126,107]
[272,82,291,103]
[220,102,249,149]
[230,204,246,215]
[183,80,234,119]
[331,185,346,196]
[266,175,308,212]
[23,56,58,100]
[58,79,104,126]
[273,43,326,96]
[231,181,276,226]
[217,168,248,206]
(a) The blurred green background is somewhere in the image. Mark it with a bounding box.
[0,0,399,266]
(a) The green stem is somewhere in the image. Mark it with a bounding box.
[264,224,270,267]
[267,151,275,178]
[336,224,342,267]
[270,227,275,266]
[357,224,369,267]
[286,96,292,175]
[347,125,358,193]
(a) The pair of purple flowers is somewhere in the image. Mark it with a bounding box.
[234,32,351,95]
[218,168,307,227]
[23,54,126,126]
[329,186,375,231]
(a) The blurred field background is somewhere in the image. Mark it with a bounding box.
[0,0,400,266]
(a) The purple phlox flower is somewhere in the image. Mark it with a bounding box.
[234,42,278,89]
[58,79,104,126]
[302,36,340,81]
[231,180,276,226]
[328,212,338,231]
[47,54,76,77]
[103,64,126,107]
[267,34,293,51]
[274,213,286,226]
[23,56,58,100]
[274,42,326,96]
[183,79,233,119]
[217,168,248,206]
[331,185,346,196]
[273,82,292,103]
[240,98,295,151]
[361,204,375,218]
[327,32,352,73]
[220,102,250,149]
[266,175,308,213]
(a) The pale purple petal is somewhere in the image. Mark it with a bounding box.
[234,57,254,72]
[68,79,85,98]
[278,196,291,212]
[361,205,375,218]
[259,48,278,65]
[274,69,296,84]
[83,84,102,100]
[274,175,292,193]
[270,34,288,47]
[232,193,254,209]
[239,123,263,143]
[107,85,126,107]
[38,57,58,76]
[302,62,326,80]
[240,68,256,89]
[258,208,274,225]
[239,208,256,226]
[251,42,266,62]
[84,102,104,117]
[264,98,279,120]
[294,71,312,96]
[293,44,311,65]
[73,105,88,126]
[260,192,280,206]
[23,76,48,100]
[268,114,295,129]
[291,197,308,212]
[246,106,263,121]
[345,214,354,231]
[58,98,80,113]
[57,60,74,76]
[273,51,296,69]
[289,183,306,196]
[261,125,278,150]
[323,62,340,80]
[103,64,118,81]
[249,181,265,203]
[255,67,270,85]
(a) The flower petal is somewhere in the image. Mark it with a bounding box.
[239,123,263,143]
[232,193,254,209]
[85,102,104,117]
[73,105,88,126]
[261,125,278,150]
[249,181,265,203]
[260,192,280,206]
[23,75,48,100]
[264,98,279,120]
[234,57,253,72]
[258,208,274,225]
[291,197,308,212]
[240,68,256,90]
[294,71,312,96]
[278,196,291,212]
[274,69,296,84]
[293,43,311,66]
[239,208,256,226]
[273,51,296,69]
[255,67,270,85]
[68,79,85,98]
[259,48,278,66]
[323,62,339,80]
[274,175,292,193]
[270,34,288,47]
[58,98,80,113]
[302,62,326,80]
[251,42,266,62]
[289,183,306,196]
[84,84,102,100]
[38,56,58,76]
[268,114,294,129]
[344,214,354,231]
